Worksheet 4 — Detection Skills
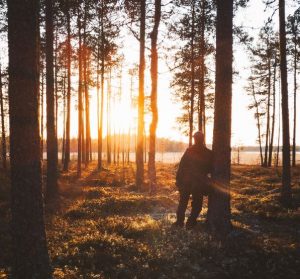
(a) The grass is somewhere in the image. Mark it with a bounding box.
[0,163,300,278]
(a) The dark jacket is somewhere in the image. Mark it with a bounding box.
[176,144,213,194]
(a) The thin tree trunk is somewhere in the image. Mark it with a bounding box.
[189,1,196,147]
[252,81,264,166]
[264,58,271,167]
[63,3,71,171]
[279,0,291,205]
[96,20,101,168]
[98,1,105,170]
[292,36,297,167]
[46,0,58,200]
[107,72,112,165]
[8,0,52,276]
[41,63,44,159]
[83,4,91,166]
[268,61,277,167]
[276,77,281,167]
[77,8,83,177]
[148,0,161,193]
[54,23,58,142]
[62,72,66,164]
[207,0,233,235]
[136,0,146,189]
[0,64,7,171]
[198,0,206,136]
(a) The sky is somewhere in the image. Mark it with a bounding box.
[0,0,299,147]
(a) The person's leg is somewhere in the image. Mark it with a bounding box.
[186,188,203,228]
[174,189,190,227]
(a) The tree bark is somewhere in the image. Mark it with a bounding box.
[148,0,161,193]
[98,0,105,170]
[7,0,52,277]
[136,0,146,189]
[83,3,91,165]
[263,57,271,167]
[251,81,264,166]
[46,0,58,200]
[198,0,206,137]
[279,0,291,205]
[189,0,196,147]
[63,1,71,171]
[268,61,277,167]
[207,0,233,235]
[0,64,7,171]
[292,33,297,167]
[77,9,83,177]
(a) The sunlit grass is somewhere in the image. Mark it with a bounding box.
[1,162,300,278]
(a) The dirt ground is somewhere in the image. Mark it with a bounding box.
[0,162,300,278]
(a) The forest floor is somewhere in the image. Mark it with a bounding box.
[0,162,300,278]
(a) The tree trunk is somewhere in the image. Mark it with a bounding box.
[189,1,196,147]
[136,0,146,189]
[62,73,66,164]
[263,58,271,167]
[83,4,91,166]
[279,0,291,205]
[107,71,112,165]
[77,9,83,177]
[268,61,277,167]
[252,81,264,166]
[63,3,71,171]
[41,63,44,159]
[292,35,297,167]
[0,64,7,171]
[148,0,161,193]
[98,1,105,170]
[7,0,52,276]
[207,0,233,235]
[46,0,58,200]
[198,0,206,136]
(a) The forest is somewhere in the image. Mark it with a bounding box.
[0,0,299,278]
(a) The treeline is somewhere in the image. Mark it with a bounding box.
[42,136,187,153]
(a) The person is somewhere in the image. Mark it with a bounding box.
[173,131,213,229]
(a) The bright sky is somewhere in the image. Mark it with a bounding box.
[0,0,298,147]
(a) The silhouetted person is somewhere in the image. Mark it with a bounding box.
[173,131,213,229]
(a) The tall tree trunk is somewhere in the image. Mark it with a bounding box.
[189,0,196,147]
[107,71,112,165]
[136,0,146,189]
[276,78,281,167]
[0,64,7,171]
[41,63,44,159]
[263,58,271,167]
[252,81,264,166]
[96,20,101,168]
[62,72,66,164]
[268,61,277,167]
[63,3,71,171]
[46,0,58,200]
[279,0,291,205]
[8,0,52,277]
[98,1,105,170]
[148,0,161,193]
[207,0,233,235]
[198,0,206,136]
[54,24,58,141]
[77,9,83,177]
[83,4,91,166]
[292,36,297,167]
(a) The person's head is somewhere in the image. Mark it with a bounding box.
[193,131,205,145]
